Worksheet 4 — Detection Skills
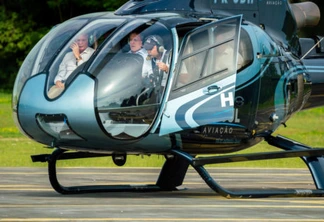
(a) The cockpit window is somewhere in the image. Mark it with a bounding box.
[13,19,88,108]
[46,19,124,99]
[238,28,253,69]
[88,20,172,139]
[175,25,239,89]
[174,25,253,90]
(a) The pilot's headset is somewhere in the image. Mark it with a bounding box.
[88,34,94,45]
[88,33,99,50]
[145,35,165,53]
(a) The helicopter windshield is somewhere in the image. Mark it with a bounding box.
[88,20,172,139]
[46,18,125,99]
[12,16,124,108]
[12,19,89,108]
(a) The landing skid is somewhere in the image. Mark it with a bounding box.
[32,148,190,194]
[48,148,162,194]
[32,135,324,198]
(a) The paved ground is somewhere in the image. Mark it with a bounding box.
[0,167,324,221]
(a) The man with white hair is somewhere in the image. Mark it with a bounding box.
[48,33,95,98]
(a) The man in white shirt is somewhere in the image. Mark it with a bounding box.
[48,33,94,98]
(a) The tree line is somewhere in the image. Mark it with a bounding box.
[0,0,323,90]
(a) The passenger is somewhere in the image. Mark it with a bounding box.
[127,32,151,80]
[48,33,95,99]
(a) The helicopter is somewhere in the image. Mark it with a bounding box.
[12,0,324,198]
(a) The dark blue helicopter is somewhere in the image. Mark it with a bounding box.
[12,0,324,198]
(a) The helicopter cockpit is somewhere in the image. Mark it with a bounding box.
[13,13,256,146]
[13,15,174,141]
[89,19,172,139]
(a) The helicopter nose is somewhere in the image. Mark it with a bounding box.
[17,73,107,145]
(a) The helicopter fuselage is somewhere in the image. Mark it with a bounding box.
[11,0,324,198]
[13,9,322,155]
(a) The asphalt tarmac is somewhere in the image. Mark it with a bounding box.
[0,167,324,221]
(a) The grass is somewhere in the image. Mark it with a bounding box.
[1,91,324,168]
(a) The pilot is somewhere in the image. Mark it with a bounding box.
[48,33,95,99]
[127,32,152,80]
[143,35,170,88]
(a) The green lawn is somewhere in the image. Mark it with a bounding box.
[1,91,324,168]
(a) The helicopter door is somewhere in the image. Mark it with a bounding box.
[159,16,242,135]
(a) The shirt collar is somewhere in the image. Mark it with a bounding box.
[81,47,92,54]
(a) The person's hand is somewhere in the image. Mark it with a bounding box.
[156,62,169,73]
[70,42,80,59]
[55,80,65,88]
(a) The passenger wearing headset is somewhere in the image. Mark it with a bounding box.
[143,35,170,88]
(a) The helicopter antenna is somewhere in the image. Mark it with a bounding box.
[300,37,324,61]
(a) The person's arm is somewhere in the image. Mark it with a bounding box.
[71,42,81,62]
[76,48,95,66]
[156,62,169,73]
[54,54,69,86]
[157,50,171,73]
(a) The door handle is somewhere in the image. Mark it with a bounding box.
[203,85,221,95]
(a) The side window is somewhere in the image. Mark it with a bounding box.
[177,30,208,87]
[203,27,237,76]
[175,24,255,89]
[46,19,124,99]
[175,23,240,89]
[238,28,253,69]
